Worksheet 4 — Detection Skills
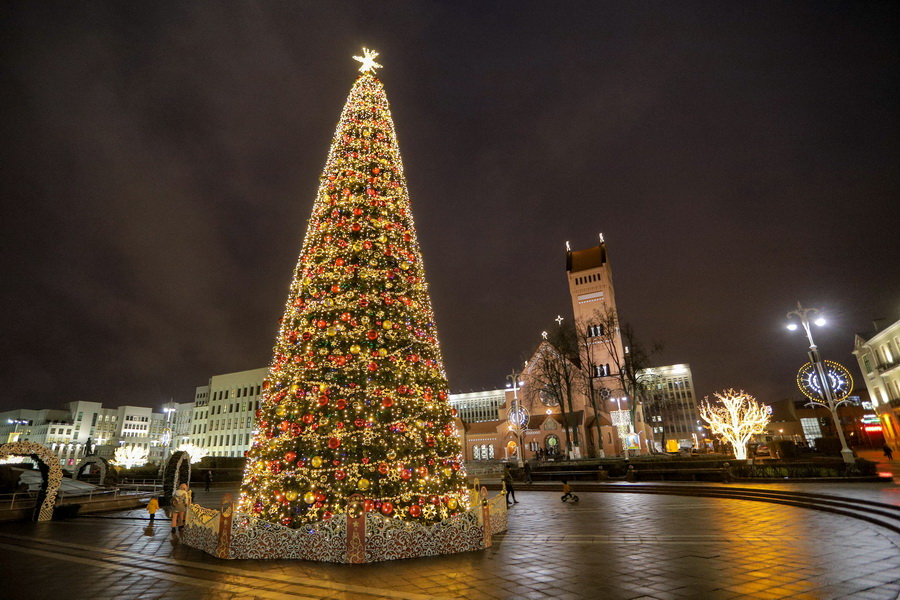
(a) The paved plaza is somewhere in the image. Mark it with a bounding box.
[2,466,900,600]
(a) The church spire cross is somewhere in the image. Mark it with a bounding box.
[555,315,564,326]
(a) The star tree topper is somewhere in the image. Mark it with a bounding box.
[353,48,383,74]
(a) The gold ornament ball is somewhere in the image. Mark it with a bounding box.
[303,492,316,504]
[358,478,371,490]
[311,456,323,468]
[285,490,298,501]
[347,500,364,518]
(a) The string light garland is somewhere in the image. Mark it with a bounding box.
[796,360,853,404]
[237,50,469,528]
[699,389,770,460]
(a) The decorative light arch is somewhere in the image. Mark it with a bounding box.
[0,441,63,521]
[75,455,111,486]
[162,450,192,506]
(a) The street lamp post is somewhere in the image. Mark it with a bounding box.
[609,393,630,458]
[506,369,526,467]
[6,419,28,443]
[786,302,855,464]
[160,406,175,475]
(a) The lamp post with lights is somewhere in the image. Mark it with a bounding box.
[160,405,176,474]
[786,302,855,464]
[506,369,527,467]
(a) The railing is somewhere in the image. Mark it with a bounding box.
[876,359,899,374]
[0,491,36,510]
[118,479,163,493]
[0,486,150,512]
[56,486,149,505]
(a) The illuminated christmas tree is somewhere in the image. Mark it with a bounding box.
[238,49,469,528]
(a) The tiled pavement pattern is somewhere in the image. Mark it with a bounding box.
[3,480,900,600]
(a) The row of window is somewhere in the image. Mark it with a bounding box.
[450,396,503,423]
[587,325,605,337]
[190,433,252,448]
[593,364,612,377]
[472,444,495,460]
[212,385,262,401]
[574,272,601,286]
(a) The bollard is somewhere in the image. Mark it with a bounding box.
[626,465,636,483]
[481,486,492,548]
[216,493,234,559]
[346,494,366,563]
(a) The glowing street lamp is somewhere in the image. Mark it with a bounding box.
[6,419,28,443]
[786,302,855,464]
[506,369,528,467]
[159,405,176,475]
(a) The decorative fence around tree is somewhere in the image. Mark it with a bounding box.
[182,486,507,562]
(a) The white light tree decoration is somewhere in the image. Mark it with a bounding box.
[699,389,770,460]
[175,442,209,464]
[111,444,149,469]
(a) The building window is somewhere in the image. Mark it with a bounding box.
[473,445,481,460]
[594,364,611,377]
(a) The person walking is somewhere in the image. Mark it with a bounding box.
[171,483,189,533]
[884,444,894,461]
[560,480,574,503]
[503,466,518,506]
[524,461,533,484]
[146,495,159,523]
[204,470,213,492]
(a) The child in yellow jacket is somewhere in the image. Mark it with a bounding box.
[147,496,160,522]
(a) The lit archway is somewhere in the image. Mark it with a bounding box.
[506,440,518,460]
[75,455,112,486]
[0,441,63,521]
[162,450,191,506]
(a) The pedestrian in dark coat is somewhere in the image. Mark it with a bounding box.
[503,466,518,506]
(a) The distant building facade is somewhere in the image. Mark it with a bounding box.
[853,318,900,446]
[640,364,701,452]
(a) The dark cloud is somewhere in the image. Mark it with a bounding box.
[1,2,898,412]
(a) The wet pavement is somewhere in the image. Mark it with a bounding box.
[2,456,899,600]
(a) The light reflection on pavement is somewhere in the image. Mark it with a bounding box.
[1,482,898,599]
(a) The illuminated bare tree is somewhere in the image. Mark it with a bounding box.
[699,389,770,460]
[175,442,209,465]
[111,444,149,470]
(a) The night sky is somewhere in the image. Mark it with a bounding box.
[2,3,898,414]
